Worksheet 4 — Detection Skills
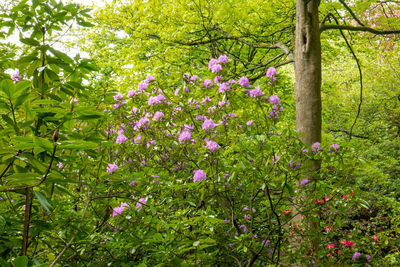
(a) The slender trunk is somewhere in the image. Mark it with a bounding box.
[292,0,322,259]
[21,188,33,255]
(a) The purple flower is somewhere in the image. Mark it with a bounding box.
[196,114,206,121]
[137,81,148,91]
[365,254,371,262]
[223,218,229,223]
[190,75,199,81]
[112,202,129,217]
[203,79,213,88]
[136,198,147,211]
[239,224,247,233]
[153,111,164,121]
[208,58,218,69]
[352,252,362,261]
[183,73,190,79]
[114,93,123,101]
[193,169,207,182]
[272,156,280,164]
[11,70,21,82]
[312,142,322,153]
[107,163,118,174]
[238,77,250,87]
[244,214,251,220]
[205,139,220,152]
[202,118,216,131]
[134,134,142,144]
[218,55,229,64]
[56,162,63,169]
[262,240,270,247]
[214,75,222,83]
[129,180,137,186]
[211,64,223,73]
[300,179,309,185]
[201,96,211,103]
[218,83,230,93]
[247,87,265,98]
[266,67,277,80]
[178,129,192,143]
[329,143,339,153]
[246,120,253,126]
[145,75,155,84]
[116,134,127,144]
[269,95,280,105]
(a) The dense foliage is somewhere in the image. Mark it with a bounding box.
[0,0,399,266]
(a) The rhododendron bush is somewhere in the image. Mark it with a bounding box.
[1,0,398,266]
[93,57,363,266]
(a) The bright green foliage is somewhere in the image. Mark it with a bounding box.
[0,0,399,266]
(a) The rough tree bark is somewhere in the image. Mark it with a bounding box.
[295,0,321,147]
[292,0,322,260]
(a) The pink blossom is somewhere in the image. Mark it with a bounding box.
[112,202,129,217]
[238,77,250,87]
[203,79,213,88]
[312,142,322,153]
[246,120,253,126]
[202,118,216,131]
[211,64,223,73]
[178,129,192,143]
[107,163,118,174]
[193,169,207,182]
[11,70,21,82]
[208,58,218,69]
[145,75,155,84]
[266,67,277,80]
[218,83,231,93]
[137,82,148,91]
[153,111,164,121]
[116,134,127,144]
[218,55,229,64]
[214,75,222,83]
[327,243,335,249]
[205,139,219,152]
[244,214,251,220]
[329,143,339,153]
[136,198,147,211]
[269,95,280,105]
[247,87,264,98]
[114,93,123,101]
[56,162,63,169]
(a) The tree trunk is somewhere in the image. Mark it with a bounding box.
[292,0,322,261]
[295,0,321,145]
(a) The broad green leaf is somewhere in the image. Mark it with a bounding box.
[33,190,53,212]
[49,47,74,64]
[13,256,28,267]
[20,38,40,46]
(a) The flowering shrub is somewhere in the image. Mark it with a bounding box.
[93,56,364,265]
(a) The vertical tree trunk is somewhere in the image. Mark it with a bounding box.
[292,0,322,259]
[295,0,321,146]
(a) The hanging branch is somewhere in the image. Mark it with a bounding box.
[326,14,364,141]
[338,0,365,26]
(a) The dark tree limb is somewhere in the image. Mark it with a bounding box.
[320,24,400,34]
[327,14,364,141]
[338,0,365,26]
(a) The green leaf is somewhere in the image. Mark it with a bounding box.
[48,47,74,64]
[15,80,31,92]
[33,190,53,212]
[12,256,28,267]
[20,38,40,46]
[0,257,9,267]
[0,79,15,99]
[34,137,53,152]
